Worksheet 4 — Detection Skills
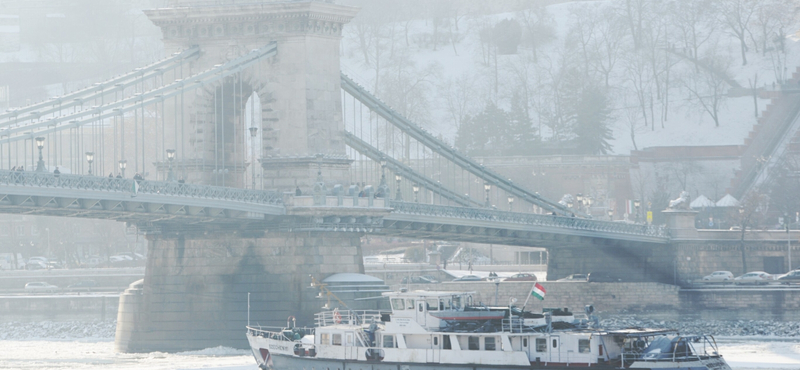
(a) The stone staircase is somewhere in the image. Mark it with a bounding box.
[729,66,800,197]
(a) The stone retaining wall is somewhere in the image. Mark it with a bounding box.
[0,295,118,322]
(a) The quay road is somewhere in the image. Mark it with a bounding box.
[0,267,143,295]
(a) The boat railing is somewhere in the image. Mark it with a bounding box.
[247,325,314,341]
[315,310,384,327]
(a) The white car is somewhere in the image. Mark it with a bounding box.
[701,271,734,283]
[734,271,772,285]
[24,282,58,293]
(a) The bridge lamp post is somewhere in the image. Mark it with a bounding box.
[484,183,491,208]
[786,212,792,271]
[634,199,641,223]
[85,152,94,175]
[607,208,614,221]
[412,184,420,203]
[119,160,127,178]
[249,127,258,189]
[508,196,514,212]
[35,136,45,172]
[166,149,176,182]
[395,174,403,201]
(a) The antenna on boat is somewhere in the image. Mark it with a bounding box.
[247,292,250,326]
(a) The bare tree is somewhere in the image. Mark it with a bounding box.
[516,3,555,63]
[668,0,717,65]
[624,49,654,130]
[736,192,769,274]
[439,72,479,134]
[679,53,730,127]
[590,7,628,88]
[717,0,758,65]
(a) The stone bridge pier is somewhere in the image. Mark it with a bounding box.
[115,229,363,352]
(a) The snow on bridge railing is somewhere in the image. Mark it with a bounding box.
[387,201,669,239]
[0,170,283,205]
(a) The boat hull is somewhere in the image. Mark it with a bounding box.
[269,354,730,370]
[248,333,730,370]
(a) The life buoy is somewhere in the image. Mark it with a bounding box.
[333,309,342,324]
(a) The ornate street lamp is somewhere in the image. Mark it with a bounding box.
[85,152,94,175]
[508,195,514,212]
[118,159,127,178]
[395,174,403,201]
[634,199,641,223]
[249,127,258,189]
[607,208,614,221]
[484,183,491,208]
[412,183,420,203]
[166,149,176,182]
[35,137,45,172]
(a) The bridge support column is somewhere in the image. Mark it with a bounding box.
[114,230,363,353]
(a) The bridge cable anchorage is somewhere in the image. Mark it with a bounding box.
[0,46,200,124]
[340,73,583,218]
[343,131,481,208]
[0,43,277,145]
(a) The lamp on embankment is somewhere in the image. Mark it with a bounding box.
[508,195,514,212]
[35,137,45,172]
[119,159,127,178]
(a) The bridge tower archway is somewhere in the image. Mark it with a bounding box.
[145,0,359,191]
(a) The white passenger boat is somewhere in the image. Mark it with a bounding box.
[246,290,731,370]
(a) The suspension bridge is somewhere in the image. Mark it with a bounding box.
[0,0,693,353]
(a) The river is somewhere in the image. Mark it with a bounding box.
[0,337,796,370]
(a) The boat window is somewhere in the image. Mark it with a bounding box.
[433,336,438,346]
[406,299,414,309]
[332,334,342,346]
[523,338,527,347]
[536,338,547,352]
[468,336,479,350]
[383,335,394,348]
[391,298,404,310]
[552,339,557,348]
[443,335,452,350]
[439,300,444,310]
[320,333,330,345]
[452,296,461,309]
[485,337,496,351]
[426,298,439,311]
[418,302,424,312]
[579,339,590,353]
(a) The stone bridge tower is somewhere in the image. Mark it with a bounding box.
[145,0,357,190]
[114,1,364,353]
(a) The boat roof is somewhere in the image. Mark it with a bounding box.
[606,328,678,337]
[382,290,474,298]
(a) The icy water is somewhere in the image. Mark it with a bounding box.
[0,338,797,370]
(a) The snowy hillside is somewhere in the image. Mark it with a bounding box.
[340,0,800,155]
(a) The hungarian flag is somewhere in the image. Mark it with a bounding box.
[530,283,546,301]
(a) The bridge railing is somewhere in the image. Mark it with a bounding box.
[388,201,669,239]
[0,170,283,205]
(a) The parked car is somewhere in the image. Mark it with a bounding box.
[734,271,772,285]
[24,282,58,293]
[587,272,623,283]
[25,261,47,270]
[27,256,48,265]
[453,274,482,282]
[67,280,97,292]
[777,270,800,284]
[701,271,734,283]
[557,274,587,282]
[503,273,538,282]
[419,275,440,283]
[401,276,438,284]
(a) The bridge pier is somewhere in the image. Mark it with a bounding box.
[547,242,676,283]
[115,229,363,353]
